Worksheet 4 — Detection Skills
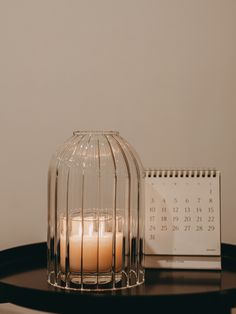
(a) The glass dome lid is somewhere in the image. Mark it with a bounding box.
[47,131,145,291]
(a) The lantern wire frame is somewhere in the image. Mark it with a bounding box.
[47,131,145,291]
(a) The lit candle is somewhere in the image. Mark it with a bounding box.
[60,216,123,273]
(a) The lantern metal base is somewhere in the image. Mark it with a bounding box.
[47,270,145,291]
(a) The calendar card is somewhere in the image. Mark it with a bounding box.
[143,169,221,269]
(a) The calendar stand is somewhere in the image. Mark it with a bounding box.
[1,242,236,314]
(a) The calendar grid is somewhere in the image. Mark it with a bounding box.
[143,169,221,269]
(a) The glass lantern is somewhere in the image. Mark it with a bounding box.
[47,131,145,291]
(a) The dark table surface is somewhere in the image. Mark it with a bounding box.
[1,242,236,314]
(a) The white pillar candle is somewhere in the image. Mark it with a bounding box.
[60,216,123,273]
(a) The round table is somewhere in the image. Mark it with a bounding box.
[1,242,236,313]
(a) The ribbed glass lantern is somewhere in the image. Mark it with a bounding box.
[47,131,145,291]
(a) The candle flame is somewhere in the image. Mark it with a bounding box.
[88,221,93,236]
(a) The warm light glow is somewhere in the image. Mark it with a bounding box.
[60,214,123,273]
[88,220,93,237]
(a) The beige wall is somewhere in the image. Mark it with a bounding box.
[0,0,236,250]
[0,1,236,313]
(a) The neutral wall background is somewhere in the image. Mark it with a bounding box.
[0,0,236,250]
[1,0,236,313]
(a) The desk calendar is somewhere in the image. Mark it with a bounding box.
[143,169,221,270]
